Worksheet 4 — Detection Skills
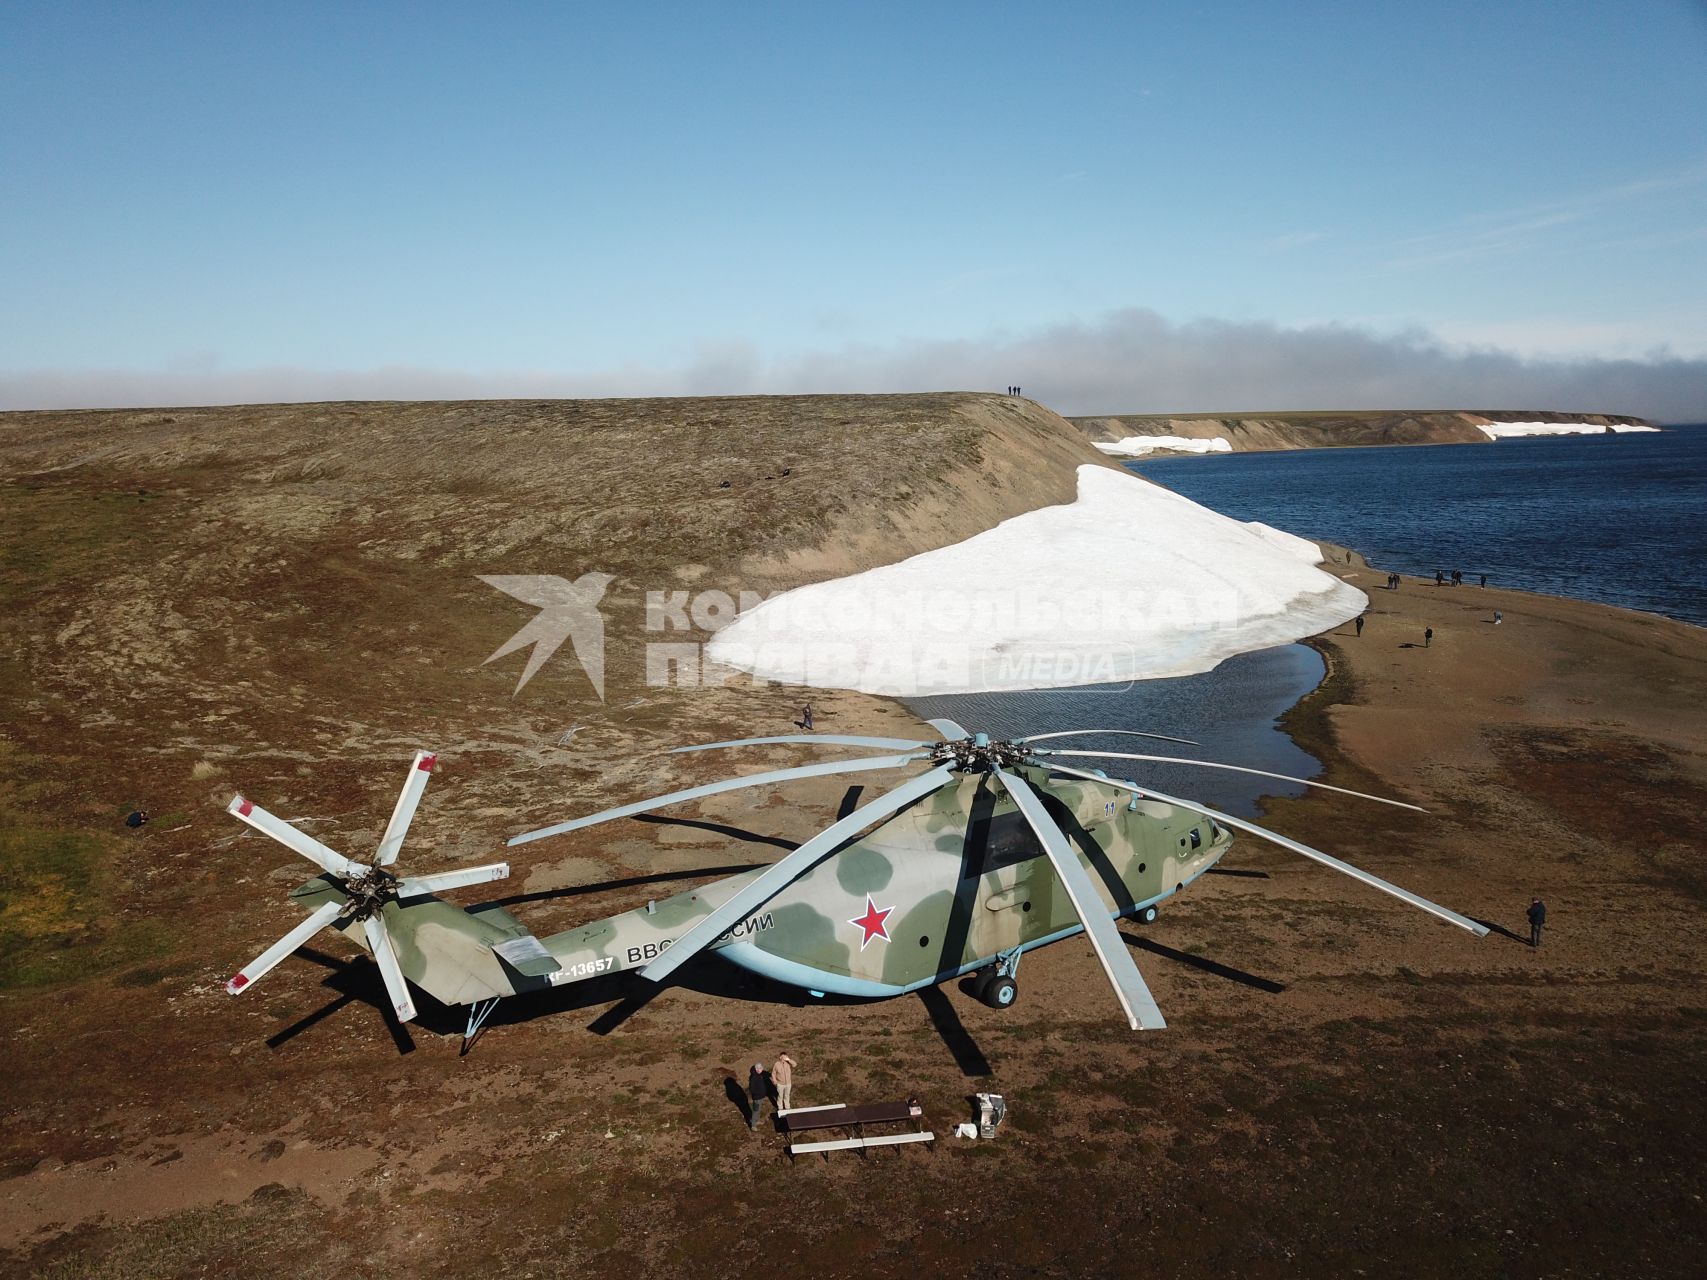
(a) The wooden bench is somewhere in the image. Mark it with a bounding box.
[780,1100,935,1158]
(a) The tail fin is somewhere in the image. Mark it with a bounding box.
[292,876,560,1009]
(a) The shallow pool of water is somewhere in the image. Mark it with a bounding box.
[904,642,1325,818]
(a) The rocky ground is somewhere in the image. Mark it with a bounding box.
[1,397,1702,1278]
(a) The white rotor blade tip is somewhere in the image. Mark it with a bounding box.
[363,916,417,1023]
[226,899,344,994]
[376,750,438,866]
[226,794,366,878]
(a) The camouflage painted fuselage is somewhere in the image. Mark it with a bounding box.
[301,764,1232,1008]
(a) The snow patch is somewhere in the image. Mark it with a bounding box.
[706,465,1365,696]
[1477,420,1658,440]
[1242,521,1325,565]
[1094,435,1233,457]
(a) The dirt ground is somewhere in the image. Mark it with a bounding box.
[2,398,1704,1278]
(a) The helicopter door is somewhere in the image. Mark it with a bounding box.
[972,809,1044,944]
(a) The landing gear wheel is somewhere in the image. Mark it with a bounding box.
[1138,904,1159,925]
[984,975,1018,1009]
[970,968,998,1001]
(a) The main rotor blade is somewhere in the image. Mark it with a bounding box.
[1039,761,1488,938]
[1033,749,1426,812]
[639,763,961,984]
[225,900,344,995]
[990,766,1166,1031]
[1019,728,1200,748]
[507,751,931,847]
[396,861,510,899]
[376,750,437,866]
[227,795,366,878]
[926,718,969,741]
[671,734,929,754]
[362,914,418,1023]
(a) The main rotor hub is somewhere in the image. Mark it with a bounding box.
[930,735,1029,772]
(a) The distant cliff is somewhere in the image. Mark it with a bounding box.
[1070,410,1656,454]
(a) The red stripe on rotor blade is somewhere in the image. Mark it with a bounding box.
[237,799,253,816]
[227,974,248,992]
[418,754,436,771]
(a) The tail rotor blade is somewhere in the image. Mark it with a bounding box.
[1039,760,1487,938]
[376,750,437,866]
[991,766,1166,1031]
[362,914,418,1023]
[671,734,930,754]
[1033,749,1426,812]
[227,795,365,878]
[396,862,510,899]
[507,751,931,847]
[226,900,344,995]
[1019,728,1200,748]
[639,764,961,984]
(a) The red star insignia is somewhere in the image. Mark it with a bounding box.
[848,895,893,950]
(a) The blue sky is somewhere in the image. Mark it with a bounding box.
[4,1,1706,416]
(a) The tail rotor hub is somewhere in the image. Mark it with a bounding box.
[341,866,400,920]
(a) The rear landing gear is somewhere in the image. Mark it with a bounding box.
[984,975,1018,1008]
[1137,904,1159,925]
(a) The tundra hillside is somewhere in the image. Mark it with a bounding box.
[0,391,1116,989]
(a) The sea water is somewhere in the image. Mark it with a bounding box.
[906,642,1325,818]
[1130,426,1707,627]
[908,428,1705,817]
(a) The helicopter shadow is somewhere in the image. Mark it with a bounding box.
[1123,933,1287,995]
[267,946,419,1055]
[629,813,797,851]
[1471,917,1533,947]
[918,985,993,1078]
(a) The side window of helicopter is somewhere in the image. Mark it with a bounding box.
[968,811,1045,875]
[1190,828,1202,850]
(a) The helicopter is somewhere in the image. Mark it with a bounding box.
[222,717,1486,1041]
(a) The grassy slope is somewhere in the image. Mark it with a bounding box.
[0,393,1112,989]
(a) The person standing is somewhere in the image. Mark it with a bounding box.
[1494,610,1503,625]
[1479,574,1487,587]
[1354,614,1365,637]
[800,703,814,730]
[1424,627,1433,648]
[1527,898,1546,947]
[772,1052,797,1112]
[746,1063,769,1129]
[1435,570,1444,586]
